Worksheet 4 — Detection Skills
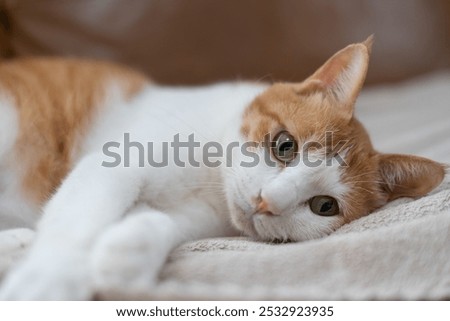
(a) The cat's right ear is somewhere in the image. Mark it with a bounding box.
[377,153,446,201]
[298,36,374,120]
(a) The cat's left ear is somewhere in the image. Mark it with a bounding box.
[299,35,374,119]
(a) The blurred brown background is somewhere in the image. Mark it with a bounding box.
[0,0,449,85]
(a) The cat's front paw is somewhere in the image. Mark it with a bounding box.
[0,256,91,300]
[90,216,165,298]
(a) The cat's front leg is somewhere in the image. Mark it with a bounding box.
[91,201,232,299]
[0,153,144,300]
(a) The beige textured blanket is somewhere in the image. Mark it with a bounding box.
[1,72,450,300]
[147,181,450,300]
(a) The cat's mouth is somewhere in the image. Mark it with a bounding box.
[230,201,259,238]
[251,214,289,242]
[232,201,290,241]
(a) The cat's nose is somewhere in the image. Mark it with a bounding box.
[256,198,280,216]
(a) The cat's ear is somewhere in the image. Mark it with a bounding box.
[299,35,373,119]
[377,154,446,201]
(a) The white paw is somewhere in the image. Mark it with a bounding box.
[91,214,167,297]
[0,254,91,300]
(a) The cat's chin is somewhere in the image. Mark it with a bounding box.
[249,212,336,243]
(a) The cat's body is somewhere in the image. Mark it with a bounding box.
[0,58,262,231]
[0,38,445,299]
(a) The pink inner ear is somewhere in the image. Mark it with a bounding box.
[313,51,353,87]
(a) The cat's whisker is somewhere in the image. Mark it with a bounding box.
[350,186,376,195]
[253,73,275,84]
[351,180,384,184]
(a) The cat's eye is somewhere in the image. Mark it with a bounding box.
[309,196,339,216]
[272,131,298,163]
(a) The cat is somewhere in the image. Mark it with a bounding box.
[0,36,445,299]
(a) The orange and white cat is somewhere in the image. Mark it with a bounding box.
[0,37,445,299]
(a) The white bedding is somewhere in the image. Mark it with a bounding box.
[1,71,450,300]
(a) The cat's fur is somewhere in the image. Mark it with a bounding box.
[0,37,445,299]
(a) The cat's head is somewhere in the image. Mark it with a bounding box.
[225,36,445,242]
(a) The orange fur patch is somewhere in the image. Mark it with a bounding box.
[0,58,148,205]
